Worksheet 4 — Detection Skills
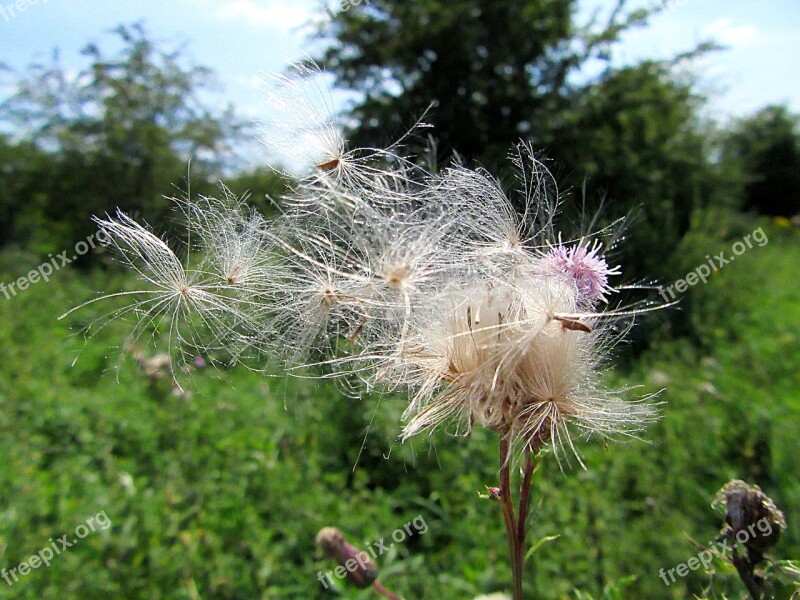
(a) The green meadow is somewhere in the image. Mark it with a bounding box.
[0,220,797,599]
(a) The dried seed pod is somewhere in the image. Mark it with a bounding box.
[713,479,787,553]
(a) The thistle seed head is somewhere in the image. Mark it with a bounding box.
[68,63,665,463]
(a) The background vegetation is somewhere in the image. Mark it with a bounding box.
[0,1,798,598]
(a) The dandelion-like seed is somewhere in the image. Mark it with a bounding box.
[182,189,277,291]
[61,210,207,355]
[397,268,656,465]
[61,196,284,374]
[68,63,668,600]
[258,61,345,175]
[259,62,428,199]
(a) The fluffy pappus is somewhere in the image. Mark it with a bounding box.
[67,64,665,463]
[59,216,214,361]
[391,269,657,464]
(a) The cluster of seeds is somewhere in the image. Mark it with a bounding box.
[67,64,662,462]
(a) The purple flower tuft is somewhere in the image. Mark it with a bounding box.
[536,241,619,302]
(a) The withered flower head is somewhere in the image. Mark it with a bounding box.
[316,527,379,588]
[713,479,787,553]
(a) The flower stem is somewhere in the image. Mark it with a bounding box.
[731,548,763,600]
[373,580,403,600]
[499,434,523,600]
[517,449,536,542]
[498,435,539,600]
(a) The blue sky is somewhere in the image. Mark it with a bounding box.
[1,0,799,166]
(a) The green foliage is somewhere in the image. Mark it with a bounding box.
[311,0,663,166]
[0,136,51,247]
[722,105,800,217]
[0,222,797,599]
[552,62,734,280]
[311,0,729,296]
[0,23,247,253]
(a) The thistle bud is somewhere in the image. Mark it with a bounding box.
[316,527,379,588]
[713,479,787,554]
[483,486,503,502]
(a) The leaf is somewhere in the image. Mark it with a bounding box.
[524,534,560,562]
[770,560,800,582]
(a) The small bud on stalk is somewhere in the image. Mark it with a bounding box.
[316,527,379,588]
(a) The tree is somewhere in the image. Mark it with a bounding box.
[0,23,246,252]
[0,135,49,248]
[312,1,699,163]
[311,0,722,280]
[551,61,730,278]
[723,105,800,217]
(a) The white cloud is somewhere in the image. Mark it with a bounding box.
[213,0,312,32]
[703,18,758,46]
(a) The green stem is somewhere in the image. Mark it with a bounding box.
[517,449,536,543]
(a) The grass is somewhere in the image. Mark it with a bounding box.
[0,220,797,599]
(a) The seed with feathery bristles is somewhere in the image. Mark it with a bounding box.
[65,77,663,461]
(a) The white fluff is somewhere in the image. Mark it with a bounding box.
[68,64,663,462]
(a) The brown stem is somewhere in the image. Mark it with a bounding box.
[517,449,537,543]
[373,579,403,600]
[731,548,763,600]
[499,433,524,600]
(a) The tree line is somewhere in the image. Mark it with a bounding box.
[0,6,797,330]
